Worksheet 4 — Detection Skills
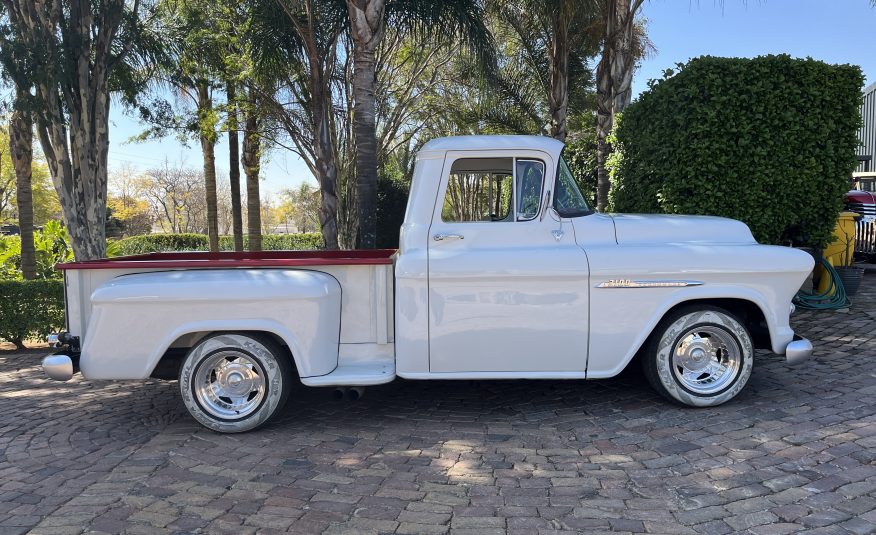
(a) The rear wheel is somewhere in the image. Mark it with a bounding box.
[642,307,753,407]
[179,333,292,433]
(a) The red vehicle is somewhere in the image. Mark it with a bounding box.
[845,172,876,256]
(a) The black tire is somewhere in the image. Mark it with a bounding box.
[642,306,753,407]
[179,333,293,433]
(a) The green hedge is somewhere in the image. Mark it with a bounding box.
[112,233,324,255]
[0,280,65,349]
[610,54,863,249]
[376,175,410,249]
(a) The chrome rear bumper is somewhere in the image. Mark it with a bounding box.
[784,336,812,366]
[42,354,77,381]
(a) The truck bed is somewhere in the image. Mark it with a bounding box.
[57,249,398,383]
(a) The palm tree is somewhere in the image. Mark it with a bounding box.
[226,80,244,251]
[347,0,494,248]
[242,90,263,251]
[9,93,35,280]
[595,0,646,212]
[9,97,36,280]
[253,0,346,250]
[196,80,221,252]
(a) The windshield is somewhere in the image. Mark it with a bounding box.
[554,155,591,217]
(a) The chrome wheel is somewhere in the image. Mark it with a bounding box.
[672,326,741,395]
[194,351,267,420]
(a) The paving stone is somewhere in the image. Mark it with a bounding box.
[3,277,876,533]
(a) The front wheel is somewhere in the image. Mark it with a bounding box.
[643,307,753,407]
[179,333,293,433]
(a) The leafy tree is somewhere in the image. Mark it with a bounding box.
[0,0,163,260]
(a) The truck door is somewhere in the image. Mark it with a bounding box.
[427,150,590,373]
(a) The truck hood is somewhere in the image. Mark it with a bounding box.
[610,214,757,245]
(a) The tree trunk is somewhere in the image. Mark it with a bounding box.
[303,35,340,250]
[226,80,244,252]
[197,81,220,252]
[596,48,613,213]
[596,0,618,213]
[314,107,340,250]
[9,98,35,280]
[548,10,570,142]
[347,0,385,249]
[9,0,135,261]
[611,0,637,116]
[595,0,642,213]
[243,96,262,252]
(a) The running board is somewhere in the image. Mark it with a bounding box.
[301,363,396,387]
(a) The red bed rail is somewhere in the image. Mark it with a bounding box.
[56,249,398,270]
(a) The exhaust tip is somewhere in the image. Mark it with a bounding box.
[332,388,346,400]
[345,387,365,401]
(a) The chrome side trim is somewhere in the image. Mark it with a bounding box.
[596,279,705,289]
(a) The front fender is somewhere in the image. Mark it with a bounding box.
[79,269,341,380]
[587,284,792,379]
[585,243,811,379]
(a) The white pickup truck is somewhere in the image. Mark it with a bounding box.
[44,135,814,433]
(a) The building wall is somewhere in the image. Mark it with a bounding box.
[857,82,876,172]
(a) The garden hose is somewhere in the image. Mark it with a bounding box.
[793,256,850,310]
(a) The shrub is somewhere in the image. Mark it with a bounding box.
[0,280,65,349]
[112,233,210,255]
[610,54,864,249]
[376,175,410,249]
[0,221,73,280]
[112,232,323,256]
[238,234,323,251]
[563,134,598,207]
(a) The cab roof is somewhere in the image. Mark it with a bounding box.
[419,135,565,159]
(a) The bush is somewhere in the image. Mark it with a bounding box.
[0,221,73,280]
[112,233,209,255]
[376,175,410,249]
[0,280,65,348]
[112,232,323,256]
[240,234,323,251]
[564,134,598,207]
[610,55,864,249]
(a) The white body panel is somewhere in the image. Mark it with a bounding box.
[425,149,589,373]
[58,135,813,387]
[68,264,395,381]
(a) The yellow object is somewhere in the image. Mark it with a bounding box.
[816,256,835,295]
[816,211,859,293]
[822,211,859,268]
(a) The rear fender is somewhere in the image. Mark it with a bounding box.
[79,269,341,380]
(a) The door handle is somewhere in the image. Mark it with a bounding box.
[433,233,465,241]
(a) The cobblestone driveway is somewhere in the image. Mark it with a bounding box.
[1,280,876,535]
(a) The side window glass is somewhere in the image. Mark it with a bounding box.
[442,158,513,222]
[516,159,545,221]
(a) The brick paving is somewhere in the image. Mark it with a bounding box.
[1,281,875,534]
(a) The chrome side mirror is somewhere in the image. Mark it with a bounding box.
[539,190,552,221]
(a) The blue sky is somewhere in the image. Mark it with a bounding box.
[107,0,876,196]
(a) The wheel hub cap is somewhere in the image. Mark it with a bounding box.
[194,351,266,420]
[672,327,741,395]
